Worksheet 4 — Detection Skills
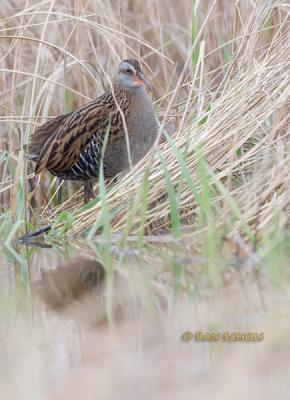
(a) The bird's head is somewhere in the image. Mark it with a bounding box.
[116,59,151,91]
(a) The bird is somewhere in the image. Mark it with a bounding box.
[28,59,157,203]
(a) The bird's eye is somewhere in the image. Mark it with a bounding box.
[126,68,133,74]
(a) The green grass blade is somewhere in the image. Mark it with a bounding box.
[159,151,181,238]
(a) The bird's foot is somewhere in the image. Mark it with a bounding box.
[83,180,95,204]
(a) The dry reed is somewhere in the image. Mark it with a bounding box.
[0,0,289,243]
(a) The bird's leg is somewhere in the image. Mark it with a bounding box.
[83,180,94,204]
[57,178,63,204]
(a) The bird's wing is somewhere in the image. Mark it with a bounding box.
[27,112,73,161]
[34,93,119,174]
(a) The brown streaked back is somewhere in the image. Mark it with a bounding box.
[28,112,73,161]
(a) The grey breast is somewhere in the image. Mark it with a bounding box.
[104,87,157,176]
